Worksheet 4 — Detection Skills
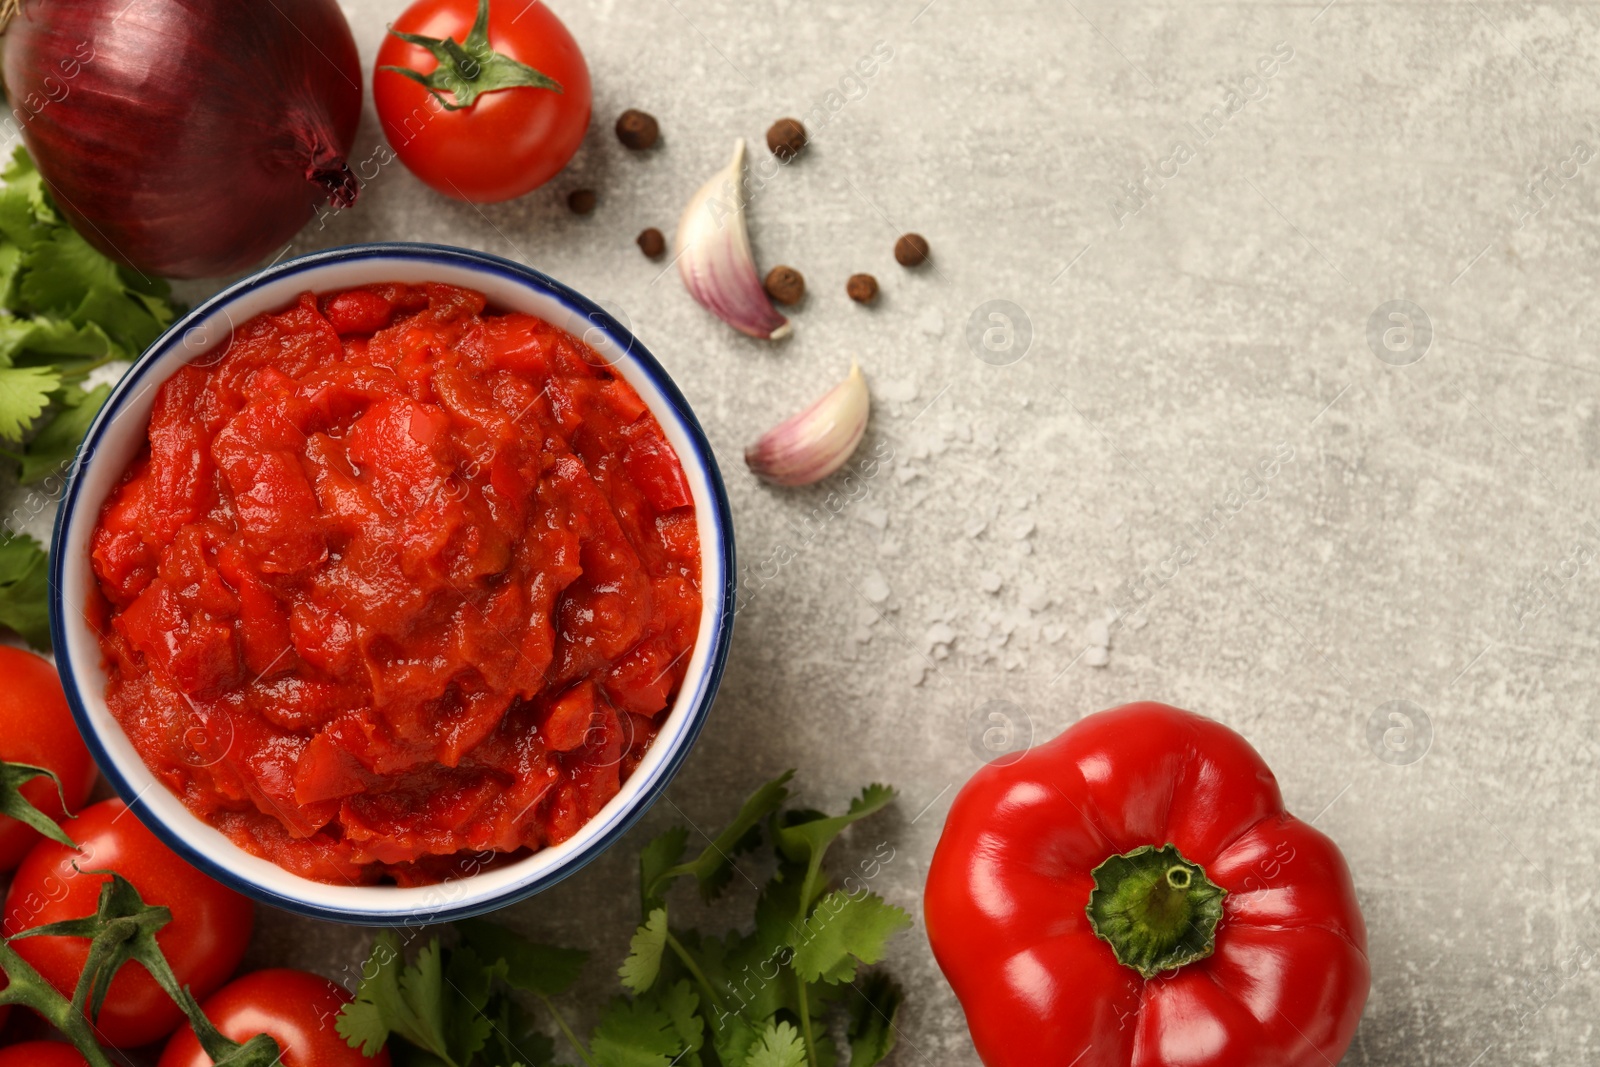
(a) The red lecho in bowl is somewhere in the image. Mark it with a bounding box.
[49,243,736,925]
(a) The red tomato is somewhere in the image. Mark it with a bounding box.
[1,799,254,1048]
[0,1042,89,1067]
[374,0,592,202]
[158,969,389,1067]
[0,647,98,872]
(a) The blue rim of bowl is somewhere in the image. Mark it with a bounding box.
[48,241,737,925]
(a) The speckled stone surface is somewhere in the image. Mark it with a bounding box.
[10,0,1600,1063]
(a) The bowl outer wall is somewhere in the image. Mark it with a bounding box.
[46,242,736,925]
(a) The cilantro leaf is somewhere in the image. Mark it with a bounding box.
[118,262,173,301]
[774,785,896,872]
[789,892,912,985]
[639,825,688,914]
[20,381,107,484]
[483,994,557,1067]
[458,917,588,997]
[619,907,670,994]
[0,149,54,251]
[337,933,457,1064]
[698,925,792,1026]
[442,944,496,1065]
[590,996,681,1067]
[0,533,51,649]
[71,279,169,355]
[649,772,793,904]
[340,931,576,1067]
[20,225,123,320]
[396,939,454,1059]
[752,860,808,953]
[0,364,59,439]
[709,1014,762,1067]
[0,245,22,309]
[649,979,704,1062]
[846,972,902,1067]
[773,786,897,920]
[0,314,118,367]
[744,1021,807,1067]
[0,147,173,493]
[340,773,909,1067]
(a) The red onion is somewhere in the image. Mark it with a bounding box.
[2,0,363,279]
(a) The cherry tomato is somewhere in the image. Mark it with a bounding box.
[374,0,592,202]
[0,647,98,872]
[157,968,389,1067]
[1,799,254,1048]
[0,1042,89,1067]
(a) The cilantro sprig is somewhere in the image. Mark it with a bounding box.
[0,146,174,481]
[0,146,179,649]
[0,531,50,648]
[337,773,910,1067]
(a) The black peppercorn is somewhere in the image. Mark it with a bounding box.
[766,117,808,162]
[764,265,805,305]
[847,273,879,304]
[637,227,666,258]
[615,109,660,150]
[894,233,930,267]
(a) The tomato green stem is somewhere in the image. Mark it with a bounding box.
[1085,843,1227,979]
[0,872,283,1067]
[381,0,562,111]
[0,760,79,848]
[0,941,116,1067]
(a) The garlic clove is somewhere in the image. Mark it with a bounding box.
[676,139,791,341]
[745,363,869,486]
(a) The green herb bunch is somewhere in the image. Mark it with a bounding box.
[0,146,178,648]
[337,772,912,1067]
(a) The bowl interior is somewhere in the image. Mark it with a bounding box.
[51,244,732,924]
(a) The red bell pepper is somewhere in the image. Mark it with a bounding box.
[925,702,1369,1066]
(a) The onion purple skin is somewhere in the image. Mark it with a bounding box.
[2,0,364,279]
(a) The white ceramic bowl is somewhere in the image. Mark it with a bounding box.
[50,243,735,925]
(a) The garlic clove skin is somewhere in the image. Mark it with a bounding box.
[745,363,869,486]
[676,139,792,341]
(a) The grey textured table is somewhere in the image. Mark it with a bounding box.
[14,0,1600,1063]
